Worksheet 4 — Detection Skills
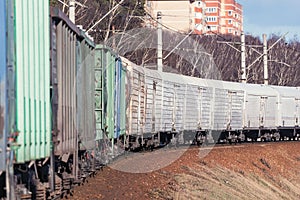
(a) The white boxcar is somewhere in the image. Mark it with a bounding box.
[242,84,278,130]
[271,86,300,128]
[270,86,300,139]
[181,76,212,131]
[205,80,244,132]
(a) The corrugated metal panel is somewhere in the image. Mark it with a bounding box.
[144,70,163,133]
[245,96,260,128]
[77,38,95,151]
[15,0,51,162]
[244,91,277,129]
[160,78,186,132]
[183,84,212,131]
[51,13,77,155]
[228,91,244,129]
[174,83,185,131]
[279,97,295,126]
[263,96,277,128]
[213,88,227,130]
[127,67,146,135]
[243,84,278,129]
[183,84,199,130]
[271,86,300,127]
[0,0,7,170]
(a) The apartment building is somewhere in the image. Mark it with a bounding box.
[145,0,243,36]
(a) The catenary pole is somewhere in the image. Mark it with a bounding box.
[263,34,268,85]
[157,11,163,72]
[241,31,246,83]
[69,0,75,23]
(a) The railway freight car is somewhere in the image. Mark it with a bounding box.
[271,86,300,140]
[0,0,51,199]
[123,58,300,148]
[124,59,243,148]
[50,6,99,197]
[0,2,126,198]
[94,45,126,160]
[205,80,244,143]
[242,84,279,141]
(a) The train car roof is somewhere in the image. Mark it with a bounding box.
[122,58,296,98]
[50,7,95,48]
[270,85,300,98]
[240,83,278,96]
[144,68,162,80]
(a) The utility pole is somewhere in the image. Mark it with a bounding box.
[218,32,288,84]
[241,31,246,83]
[217,33,247,83]
[263,34,268,85]
[69,0,75,23]
[157,11,163,72]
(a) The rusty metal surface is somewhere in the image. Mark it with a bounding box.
[51,13,77,155]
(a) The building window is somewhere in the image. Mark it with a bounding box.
[208,26,217,31]
[206,7,217,13]
[235,14,238,18]
[206,16,217,22]
[228,29,232,33]
[228,10,232,16]
[228,19,232,24]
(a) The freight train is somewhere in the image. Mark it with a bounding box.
[1,1,300,199]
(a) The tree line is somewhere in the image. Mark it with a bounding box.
[50,0,300,86]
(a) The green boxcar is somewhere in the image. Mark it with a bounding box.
[14,0,51,163]
[94,45,126,140]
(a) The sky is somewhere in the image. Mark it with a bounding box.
[238,0,300,40]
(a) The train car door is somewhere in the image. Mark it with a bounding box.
[259,96,268,127]
[295,98,300,126]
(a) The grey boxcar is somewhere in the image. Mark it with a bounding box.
[51,7,80,157]
[76,30,95,151]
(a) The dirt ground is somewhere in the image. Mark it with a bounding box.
[72,142,300,200]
